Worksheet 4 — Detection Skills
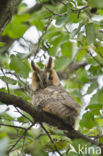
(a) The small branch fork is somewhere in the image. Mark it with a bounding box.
[7,122,36,154]
[40,123,62,156]
[1,118,62,155]
[27,17,52,58]
[88,51,103,67]
[0,123,26,130]
[0,91,103,155]
[15,107,34,124]
[0,67,10,94]
[72,5,88,13]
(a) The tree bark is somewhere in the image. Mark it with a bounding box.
[0,91,103,151]
[58,61,87,80]
[0,0,21,34]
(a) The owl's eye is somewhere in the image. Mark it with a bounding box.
[36,74,40,82]
[37,77,40,82]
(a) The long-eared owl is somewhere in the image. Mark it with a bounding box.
[31,57,80,127]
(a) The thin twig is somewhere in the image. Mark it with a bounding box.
[20,132,26,156]
[0,123,26,130]
[96,45,103,59]
[40,123,62,156]
[72,5,88,19]
[27,15,52,58]
[7,122,36,154]
[16,107,34,124]
[72,5,88,12]
[6,71,26,86]
[88,51,103,67]
[26,6,52,58]
[0,67,10,94]
[45,6,65,17]
[57,0,67,6]
[0,91,103,153]
[34,18,52,57]
[5,71,31,94]
[89,135,103,140]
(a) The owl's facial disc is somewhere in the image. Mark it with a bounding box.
[36,71,47,89]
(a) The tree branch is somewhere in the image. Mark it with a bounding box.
[7,122,35,153]
[0,0,21,34]
[15,107,33,124]
[0,0,64,54]
[40,123,62,156]
[26,0,63,14]
[26,1,52,14]
[58,61,87,80]
[0,91,103,152]
[0,123,26,130]
[72,5,88,12]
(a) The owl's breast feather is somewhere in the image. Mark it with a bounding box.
[32,85,81,127]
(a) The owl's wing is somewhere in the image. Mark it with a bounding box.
[32,86,80,126]
[62,93,81,109]
[39,97,78,126]
[44,85,80,110]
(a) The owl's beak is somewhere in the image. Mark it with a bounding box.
[40,79,47,89]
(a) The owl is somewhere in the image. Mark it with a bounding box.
[31,57,80,127]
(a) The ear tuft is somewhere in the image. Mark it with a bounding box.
[45,57,54,70]
[31,60,40,72]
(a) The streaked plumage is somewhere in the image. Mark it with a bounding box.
[31,57,80,127]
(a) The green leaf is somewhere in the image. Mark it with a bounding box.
[97,89,103,104]
[96,29,103,40]
[0,42,5,47]
[14,14,30,23]
[90,92,99,105]
[61,41,72,58]
[87,57,98,65]
[71,88,81,98]
[87,81,98,94]
[55,57,70,71]
[0,55,8,64]
[94,55,103,66]
[71,22,84,38]
[14,89,31,101]
[46,139,67,152]
[17,116,28,123]
[0,132,8,139]
[76,49,86,61]
[85,23,96,44]
[30,9,51,31]
[89,65,102,75]
[95,44,103,57]
[16,53,29,59]
[43,26,62,41]
[88,0,103,9]
[56,14,68,25]
[80,112,96,129]
[2,14,30,39]
[78,69,89,83]
[9,55,30,78]
[99,137,103,143]
[0,76,17,85]
[0,113,14,121]
[3,23,28,39]
[86,104,102,115]
[49,34,64,56]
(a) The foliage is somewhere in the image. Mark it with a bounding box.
[0,0,103,155]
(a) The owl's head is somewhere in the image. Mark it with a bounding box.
[31,57,60,91]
